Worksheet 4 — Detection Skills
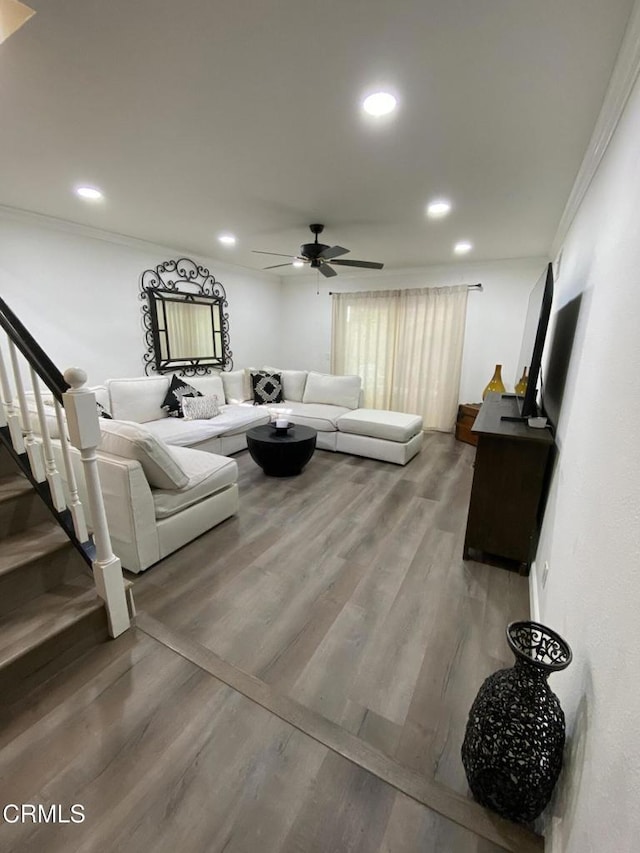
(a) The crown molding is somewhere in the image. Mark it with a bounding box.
[551,0,640,255]
[0,203,279,281]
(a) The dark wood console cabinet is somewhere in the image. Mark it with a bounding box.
[463,393,554,573]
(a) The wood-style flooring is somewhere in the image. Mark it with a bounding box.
[0,433,538,852]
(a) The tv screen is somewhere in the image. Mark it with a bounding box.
[515,263,554,419]
[541,292,582,430]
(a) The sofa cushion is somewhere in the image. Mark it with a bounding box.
[272,401,350,432]
[251,371,284,405]
[144,404,270,446]
[182,394,221,420]
[107,376,170,423]
[99,419,189,489]
[302,371,361,409]
[188,374,226,401]
[151,447,238,519]
[221,370,250,404]
[161,374,202,418]
[263,367,308,402]
[336,408,423,442]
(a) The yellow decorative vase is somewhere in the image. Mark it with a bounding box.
[483,364,506,399]
[515,367,529,397]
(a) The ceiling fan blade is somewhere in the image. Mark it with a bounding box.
[318,263,338,278]
[330,259,384,270]
[318,245,349,261]
[263,263,294,270]
[252,250,295,258]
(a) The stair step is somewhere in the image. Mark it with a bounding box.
[0,520,72,579]
[0,445,21,477]
[0,472,53,536]
[0,576,108,695]
[0,472,33,503]
[0,521,72,577]
[0,520,89,617]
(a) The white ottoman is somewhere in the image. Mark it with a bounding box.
[336,408,423,465]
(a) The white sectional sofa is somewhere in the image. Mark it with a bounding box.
[104,368,424,466]
[42,368,423,573]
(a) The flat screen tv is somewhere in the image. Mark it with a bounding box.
[512,262,554,420]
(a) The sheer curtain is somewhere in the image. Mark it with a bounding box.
[165,302,214,358]
[331,285,469,431]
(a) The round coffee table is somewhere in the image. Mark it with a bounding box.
[246,424,317,477]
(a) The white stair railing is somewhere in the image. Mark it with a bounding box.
[8,339,45,482]
[0,303,130,640]
[62,368,129,638]
[29,366,66,512]
[0,344,26,453]
[53,397,88,543]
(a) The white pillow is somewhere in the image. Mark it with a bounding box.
[302,371,362,409]
[188,374,225,401]
[107,376,170,423]
[221,370,249,404]
[263,367,308,402]
[182,394,221,420]
[99,419,188,489]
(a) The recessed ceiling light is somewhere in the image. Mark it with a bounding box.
[454,241,473,255]
[362,91,397,117]
[427,199,452,219]
[218,233,236,246]
[75,186,103,201]
[292,259,304,268]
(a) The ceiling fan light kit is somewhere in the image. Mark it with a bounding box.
[253,223,384,278]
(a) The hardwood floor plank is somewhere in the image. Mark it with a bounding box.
[279,750,397,853]
[131,438,530,822]
[0,437,537,851]
[0,625,514,853]
[257,557,372,691]
[136,613,543,853]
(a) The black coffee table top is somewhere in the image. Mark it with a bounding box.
[246,424,317,444]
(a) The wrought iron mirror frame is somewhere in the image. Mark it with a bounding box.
[139,258,233,376]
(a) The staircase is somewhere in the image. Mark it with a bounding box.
[0,445,109,698]
[0,295,132,700]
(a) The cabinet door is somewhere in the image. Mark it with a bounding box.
[464,435,549,564]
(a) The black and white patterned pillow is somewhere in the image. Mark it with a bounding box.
[251,371,284,405]
[182,394,221,420]
[97,401,112,420]
[161,374,202,418]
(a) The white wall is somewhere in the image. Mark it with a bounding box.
[278,257,545,404]
[0,211,282,386]
[532,41,640,853]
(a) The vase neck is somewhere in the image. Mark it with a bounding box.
[514,656,551,681]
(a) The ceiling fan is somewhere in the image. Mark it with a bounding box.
[253,223,384,278]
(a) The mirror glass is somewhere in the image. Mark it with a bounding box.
[146,290,226,373]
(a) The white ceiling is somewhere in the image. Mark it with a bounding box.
[0,0,634,275]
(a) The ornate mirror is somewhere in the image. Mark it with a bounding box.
[140,258,233,375]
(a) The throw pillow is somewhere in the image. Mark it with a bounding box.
[182,394,221,420]
[97,401,112,419]
[161,374,202,418]
[262,366,308,402]
[251,371,284,405]
[302,371,362,409]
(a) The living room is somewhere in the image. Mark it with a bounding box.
[1,1,639,852]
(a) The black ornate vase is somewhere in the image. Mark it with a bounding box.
[461,621,572,823]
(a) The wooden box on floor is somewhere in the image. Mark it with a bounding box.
[455,403,481,446]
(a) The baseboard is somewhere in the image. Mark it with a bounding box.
[529,560,541,622]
